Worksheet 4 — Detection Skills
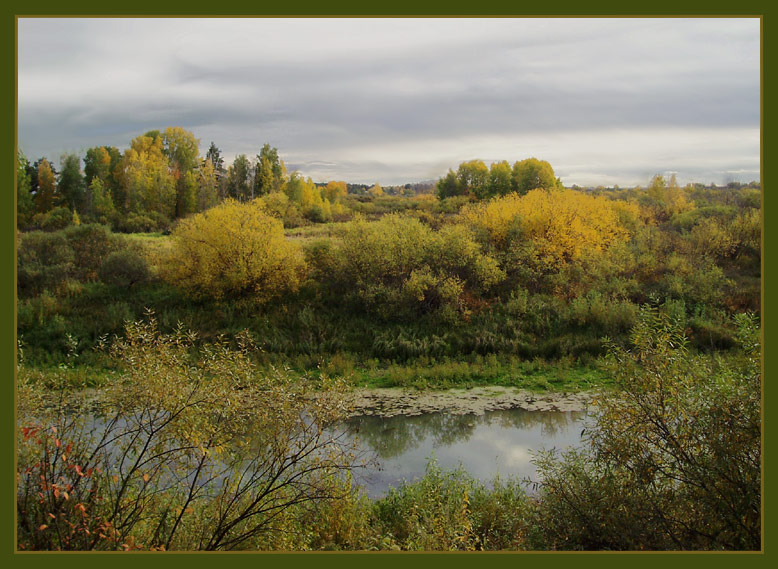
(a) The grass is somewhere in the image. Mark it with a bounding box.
[284,222,349,241]
[344,359,611,391]
[19,353,612,393]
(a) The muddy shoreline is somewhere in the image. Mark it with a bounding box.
[343,386,594,418]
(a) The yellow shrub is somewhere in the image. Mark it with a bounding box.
[162,199,306,301]
[461,189,634,267]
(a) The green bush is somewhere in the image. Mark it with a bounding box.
[333,215,503,320]
[371,461,530,550]
[98,250,150,288]
[40,207,74,232]
[17,232,75,297]
[533,308,761,550]
[115,211,170,233]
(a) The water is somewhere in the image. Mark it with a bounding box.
[339,408,586,498]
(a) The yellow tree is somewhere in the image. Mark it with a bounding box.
[322,181,347,202]
[118,135,176,218]
[367,183,384,197]
[645,174,695,223]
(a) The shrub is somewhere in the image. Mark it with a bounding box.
[98,250,150,288]
[161,199,306,302]
[333,215,503,320]
[115,211,170,234]
[63,224,123,281]
[17,232,75,297]
[461,190,635,263]
[40,207,74,232]
[533,308,761,550]
[16,316,359,551]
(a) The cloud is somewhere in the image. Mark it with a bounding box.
[17,17,760,185]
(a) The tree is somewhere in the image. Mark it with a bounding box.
[332,214,504,320]
[322,181,347,202]
[511,158,562,195]
[84,146,112,185]
[84,146,123,210]
[456,160,489,197]
[17,315,358,550]
[460,189,636,270]
[161,199,307,301]
[17,152,35,228]
[205,142,225,176]
[486,160,513,198]
[34,159,57,214]
[117,134,176,219]
[226,154,252,201]
[253,144,283,196]
[436,169,462,199]
[58,153,86,213]
[84,178,116,225]
[645,174,695,223]
[197,158,220,212]
[367,183,384,197]
[162,127,201,218]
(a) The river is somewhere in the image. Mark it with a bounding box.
[337,407,587,498]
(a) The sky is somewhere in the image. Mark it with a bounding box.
[17,17,761,187]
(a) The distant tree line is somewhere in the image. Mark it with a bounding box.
[16,127,361,232]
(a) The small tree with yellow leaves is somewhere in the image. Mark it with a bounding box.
[162,199,306,302]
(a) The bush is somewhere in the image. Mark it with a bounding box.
[98,250,150,288]
[161,199,306,301]
[333,215,503,320]
[17,232,75,297]
[533,308,761,550]
[115,211,170,234]
[16,316,359,551]
[39,207,74,232]
[63,224,124,281]
[371,461,531,550]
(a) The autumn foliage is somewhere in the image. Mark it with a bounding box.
[161,199,306,301]
[461,189,637,264]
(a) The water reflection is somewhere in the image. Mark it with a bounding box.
[339,408,585,498]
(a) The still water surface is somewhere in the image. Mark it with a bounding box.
[339,408,586,498]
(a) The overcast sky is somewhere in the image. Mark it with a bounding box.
[18,17,760,187]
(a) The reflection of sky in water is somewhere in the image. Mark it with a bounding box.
[341,409,587,498]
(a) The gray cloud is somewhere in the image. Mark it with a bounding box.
[18,18,760,186]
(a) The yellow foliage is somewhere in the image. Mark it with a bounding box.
[461,189,634,267]
[322,181,347,202]
[367,183,384,197]
[645,175,696,222]
[118,135,176,217]
[161,199,306,301]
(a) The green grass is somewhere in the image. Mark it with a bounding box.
[343,359,611,391]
